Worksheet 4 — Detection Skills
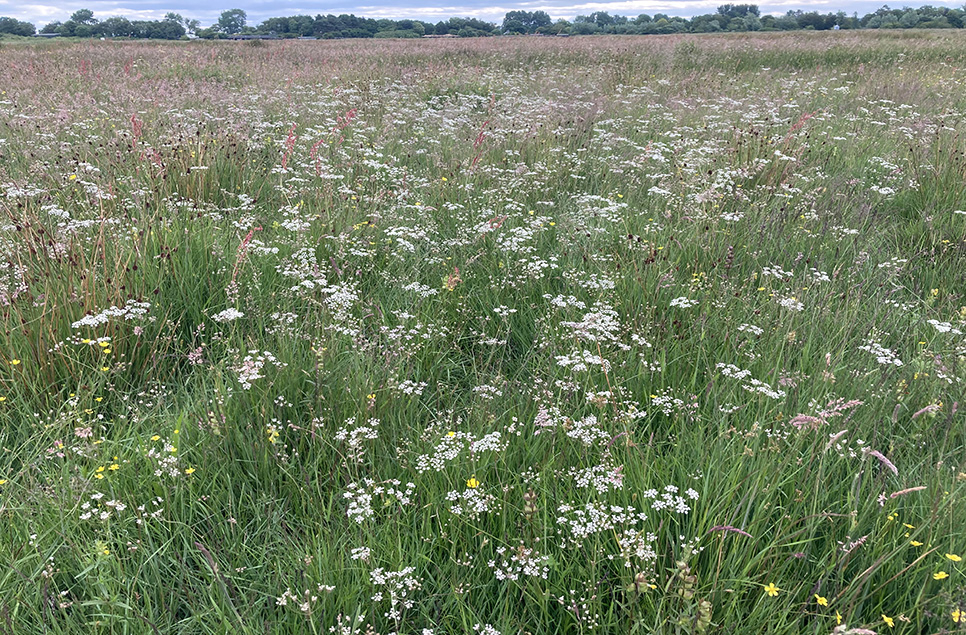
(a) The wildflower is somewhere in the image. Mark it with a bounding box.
[815,594,829,606]
[910,540,923,547]
[185,467,196,475]
[9,359,20,365]
[836,611,843,624]
[882,614,894,628]
[763,582,780,597]
[466,476,479,489]
[953,609,963,623]
[945,553,962,562]
[0,480,7,485]
[933,571,949,580]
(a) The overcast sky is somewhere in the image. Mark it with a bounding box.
[2,0,963,28]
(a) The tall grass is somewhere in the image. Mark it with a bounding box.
[0,32,964,634]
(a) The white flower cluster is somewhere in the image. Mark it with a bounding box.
[715,363,786,399]
[334,417,380,462]
[927,319,962,335]
[233,350,286,390]
[555,349,612,373]
[446,486,499,518]
[761,265,793,279]
[555,503,649,547]
[79,492,163,525]
[146,440,181,478]
[570,464,625,493]
[211,308,244,323]
[559,305,622,343]
[738,323,764,336]
[71,300,152,329]
[645,484,699,513]
[778,296,804,312]
[276,584,335,614]
[344,479,416,524]
[370,567,422,621]
[414,430,506,473]
[487,545,551,581]
[617,528,658,569]
[669,297,699,309]
[394,380,428,396]
[858,339,903,367]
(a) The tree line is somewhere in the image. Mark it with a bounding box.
[2,4,966,40]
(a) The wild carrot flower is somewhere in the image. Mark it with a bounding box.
[763,582,780,597]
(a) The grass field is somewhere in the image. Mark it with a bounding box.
[1,31,965,634]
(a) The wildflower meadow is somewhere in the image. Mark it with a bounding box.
[0,31,964,634]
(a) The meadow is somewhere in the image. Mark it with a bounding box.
[0,31,964,634]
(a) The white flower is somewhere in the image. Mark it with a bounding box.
[669,297,698,309]
[212,308,245,323]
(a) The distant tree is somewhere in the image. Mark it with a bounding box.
[70,9,96,25]
[717,4,760,19]
[40,21,62,33]
[899,9,921,27]
[217,9,246,34]
[502,10,551,34]
[0,16,36,36]
[503,18,526,34]
[98,16,133,37]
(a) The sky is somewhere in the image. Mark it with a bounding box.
[2,0,963,29]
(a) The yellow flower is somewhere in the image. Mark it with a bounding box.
[882,615,894,628]
[185,467,196,475]
[953,609,963,623]
[9,359,20,365]
[447,431,456,437]
[466,476,479,489]
[763,582,780,597]
[933,571,949,580]
[0,479,7,485]
[836,611,843,625]
[910,540,923,547]
[108,464,119,471]
[815,594,828,606]
[946,553,962,562]
[151,435,160,441]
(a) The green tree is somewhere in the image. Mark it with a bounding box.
[217,9,246,34]
[98,16,133,37]
[70,9,96,25]
[501,10,551,34]
[0,16,36,36]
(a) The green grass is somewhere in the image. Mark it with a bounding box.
[0,32,965,634]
